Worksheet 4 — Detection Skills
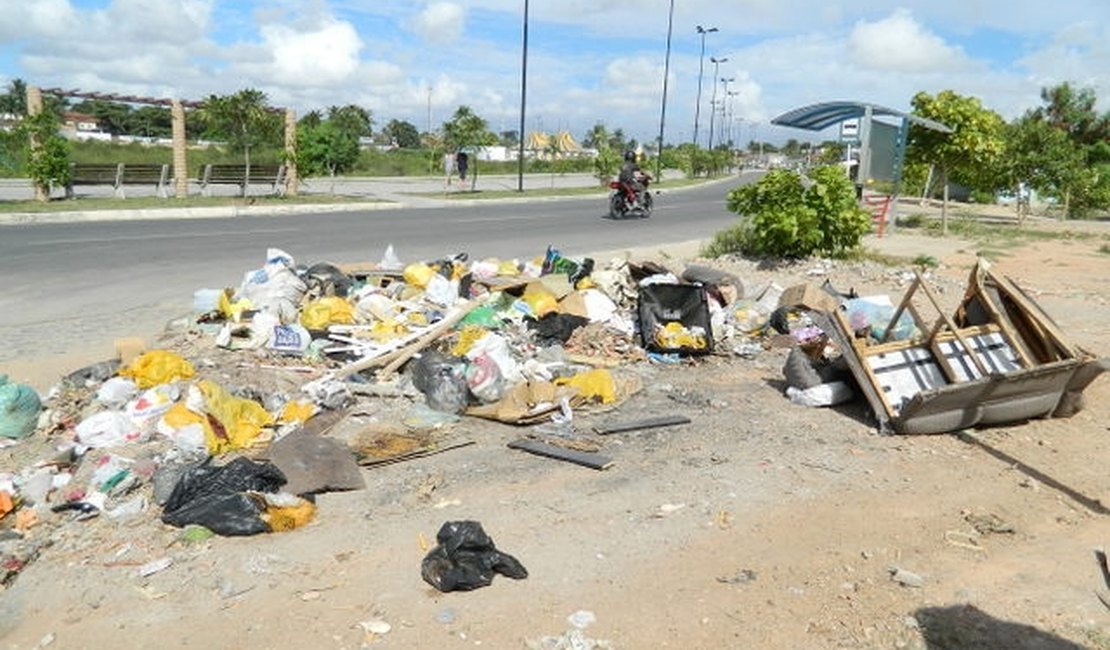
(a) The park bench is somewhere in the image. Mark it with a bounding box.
[198,163,287,197]
[66,162,170,199]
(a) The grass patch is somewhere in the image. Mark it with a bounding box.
[0,193,383,214]
[1099,243,1110,255]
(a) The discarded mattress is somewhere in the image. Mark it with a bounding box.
[811,260,1108,434]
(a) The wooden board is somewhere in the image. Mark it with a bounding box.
[507,438,613,470]
[594,415,691,435]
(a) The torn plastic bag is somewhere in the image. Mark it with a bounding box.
[160,456,287,536]
[421,520,528,592]
[409,351,469,414]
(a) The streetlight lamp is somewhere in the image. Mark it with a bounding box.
[726,90,739,148]
[706,56,727,151]
[655,0,676,179]
[516,0,529,192]
[718,77,734,149]
[692,25,718,149]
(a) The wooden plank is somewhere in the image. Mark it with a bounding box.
[508,438,613,470]
[594,415,691,435]
[836,308,898,419]
[357,439,475,468]
[916,272,989,377]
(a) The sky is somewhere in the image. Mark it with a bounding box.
[0,0,1108,146]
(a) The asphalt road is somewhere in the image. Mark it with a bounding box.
[0,174,755,365]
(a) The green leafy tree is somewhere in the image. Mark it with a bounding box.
[442,106,497,189]
[907,90,1006,232]
[498,130,519,148]
[299,110,323,130]
[0,79,27,115]
[714,166,870,258]
[19,110,71,200]
[296,120,359,179]
[199,89,282,167]
[582,123,610,150]
[593,147,620,186]
[1000,117,1083,223]
[327,104,372,140]
[130,105,173,138]
[382,119,421,148]
[1024,82,1110,217]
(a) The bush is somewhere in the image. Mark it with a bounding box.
[716,165,871,258]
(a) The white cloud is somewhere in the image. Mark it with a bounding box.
[257,18,363,86]
[848,9,970,73]
[412,2,465,44]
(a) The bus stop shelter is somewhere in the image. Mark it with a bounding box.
[771,101,951,234]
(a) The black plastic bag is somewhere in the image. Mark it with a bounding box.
[526,312,589,345]
[421,520,528,592]
[161,456,287,536]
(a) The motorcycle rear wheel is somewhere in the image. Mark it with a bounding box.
[609,193,626,219]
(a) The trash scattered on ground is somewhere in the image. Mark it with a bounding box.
[420,520,528,592]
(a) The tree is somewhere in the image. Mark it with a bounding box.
[498,130,519,148]
[199,89,282,167]
[327,104,372,141]
[582,123,610,150]
[714,165,871,258]
[296,120,359,180]
[907,90,1006,233]
[382,119,421,148]
[299,110,323,130]
[70,99,131,135]
[1000,117,1083,224]
[441,106,497,189]
[19,110,70,200]
[1023,82,1110,218]
[0,79,27,115]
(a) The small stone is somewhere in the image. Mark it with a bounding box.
[360,619,391,635]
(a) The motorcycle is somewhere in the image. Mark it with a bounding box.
[607,175,653,219]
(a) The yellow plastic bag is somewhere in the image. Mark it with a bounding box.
[522,283,558,316]
[450,324,488,356]
[218,289,253,321]
[556,368,617,404]
[654,322,708,351]
[403,262,435,288]
[193,380,274,454]
[300,296,356,330]
[279,399,316,424]
[119,350,196,389]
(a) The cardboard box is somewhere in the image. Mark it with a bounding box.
[778,282,842,313]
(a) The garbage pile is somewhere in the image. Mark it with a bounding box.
[0,243,801,585]
[1,244,1105,588]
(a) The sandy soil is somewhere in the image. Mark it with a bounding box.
[1,214,1109,649]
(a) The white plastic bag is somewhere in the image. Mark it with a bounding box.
[786,381,854,407]
[75,411,143,448]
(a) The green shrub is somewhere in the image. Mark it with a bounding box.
[718,165,871,258]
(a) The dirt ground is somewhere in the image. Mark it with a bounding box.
[1,212,1109,649]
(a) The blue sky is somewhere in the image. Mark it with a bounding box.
[1,0,1107,146]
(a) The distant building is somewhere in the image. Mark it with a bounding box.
[61,111,101,135]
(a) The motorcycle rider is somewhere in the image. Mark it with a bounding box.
[618,150,649,207]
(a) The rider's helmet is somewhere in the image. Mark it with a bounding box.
[624,150,637,163]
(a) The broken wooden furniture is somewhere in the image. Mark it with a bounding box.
[812,260,1108,434]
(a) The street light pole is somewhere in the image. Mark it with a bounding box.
[719,77,734,148]
[655,0,675,180]
[707,56,727,152]
[692,25,717,149]
[517,0,529,192]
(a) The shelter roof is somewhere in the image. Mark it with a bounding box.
[771,101,952,133]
